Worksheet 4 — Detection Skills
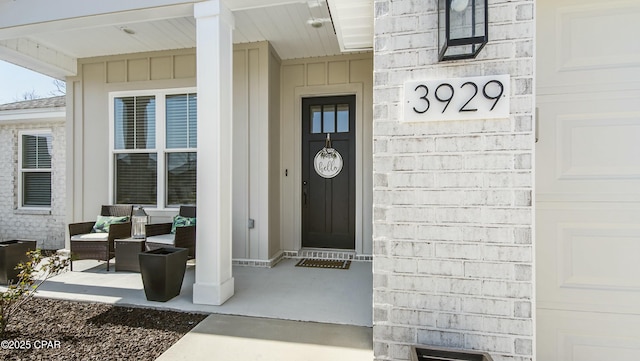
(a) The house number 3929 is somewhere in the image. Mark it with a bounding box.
[403,74,510,122]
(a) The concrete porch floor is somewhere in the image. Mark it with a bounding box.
[36,257,374,360]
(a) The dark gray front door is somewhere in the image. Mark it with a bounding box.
[302,95,355,249]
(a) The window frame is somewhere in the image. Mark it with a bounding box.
[18,129,53,210]
[109,87,197,210]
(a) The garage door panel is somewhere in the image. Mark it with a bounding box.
[536,91,640,200]
[537,0,640,93]
[556,3,640,72]
[538,309,640,361]
[537,206,640,314]
[556,113,640,179]
[558,224,640,291]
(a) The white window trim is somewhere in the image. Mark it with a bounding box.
[108,87,197,211]
[18,129,53,211]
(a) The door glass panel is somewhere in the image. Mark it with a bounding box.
[337,104,349,133]
[323,105,336,133]
[311,105,322,134]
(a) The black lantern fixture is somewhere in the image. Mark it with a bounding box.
[439,0,488,61]
[132,206,149,239]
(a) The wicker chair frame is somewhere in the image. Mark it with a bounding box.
[69,205,133,271]
[145,206,196,259]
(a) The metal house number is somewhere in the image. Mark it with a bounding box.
[314,134,343,179]
[403,74,510,122]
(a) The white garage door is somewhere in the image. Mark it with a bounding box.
[536,0,640,359]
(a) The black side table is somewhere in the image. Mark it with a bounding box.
[115,238,145,272]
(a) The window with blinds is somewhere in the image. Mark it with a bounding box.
[115,153,158,205]
[111,90,197,208]
[20,132,52,207]
[113,95,157,205]
[114,96,156,150]
[167,152,196,206]
[166,93,197,149]
[165,93,197,207]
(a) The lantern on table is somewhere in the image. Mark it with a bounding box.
[132,206,149,239]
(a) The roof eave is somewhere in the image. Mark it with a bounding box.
[0,107,66,123]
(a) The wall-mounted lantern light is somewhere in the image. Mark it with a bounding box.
[438,0,488,61]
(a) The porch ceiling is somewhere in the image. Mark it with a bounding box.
[0,0,373,79]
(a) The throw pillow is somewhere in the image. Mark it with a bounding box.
[171,215,196,234]
[91,215,130,233]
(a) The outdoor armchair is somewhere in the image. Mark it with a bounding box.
[145,206,196,259]
[69,205,133,271]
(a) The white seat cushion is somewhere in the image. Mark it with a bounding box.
[70,233,109,241]
[146,234,175,246]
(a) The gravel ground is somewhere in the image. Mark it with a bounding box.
[0,297,208,361]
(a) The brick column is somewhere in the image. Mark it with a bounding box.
[372,1,535,360]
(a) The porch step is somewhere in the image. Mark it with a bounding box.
[287,249,372,262]
[156,313,373,361]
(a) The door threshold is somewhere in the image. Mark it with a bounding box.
[286,248,372,262]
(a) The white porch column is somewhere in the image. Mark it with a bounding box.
[193,0,234,305]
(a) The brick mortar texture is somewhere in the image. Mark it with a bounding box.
[0,122,66,250]
[373,1,534,360]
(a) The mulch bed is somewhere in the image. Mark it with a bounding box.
[0,297,208,361]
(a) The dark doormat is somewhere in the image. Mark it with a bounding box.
[295,258,351,270]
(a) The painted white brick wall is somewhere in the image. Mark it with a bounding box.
[0,122,66,249]
[373,0,534,360]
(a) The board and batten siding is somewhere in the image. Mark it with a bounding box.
[67,48,197,230]
[232,41,281,263]
[67,44,281,263]
[373,1,535,360]
[279,53,373,255]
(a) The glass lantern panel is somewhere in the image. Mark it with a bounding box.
[438,0,447,50]
[449,0,485,41]
[443,44,475,59]
[132,215,148,238]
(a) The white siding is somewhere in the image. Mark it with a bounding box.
[280,53,374,255]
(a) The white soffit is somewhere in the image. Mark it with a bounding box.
[233,1,341,60]
[327,0,373,52]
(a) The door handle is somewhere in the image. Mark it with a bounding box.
[303,181,308,206]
